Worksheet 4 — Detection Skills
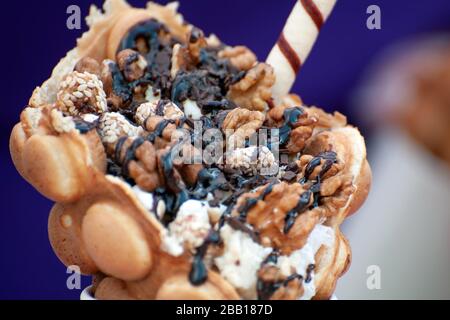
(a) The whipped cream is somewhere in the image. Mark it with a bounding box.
[168,200,211,250]
[131,185,155,211]
[183,99,202,120]
[214,224,272,299]
[276,224,335,300]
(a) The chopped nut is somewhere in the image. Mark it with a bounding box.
[100,60,131,111]
[100,60,115,97]
[227,63,275,112]
[257,265,304,300]
[296,151,355,219]
[218,46,257,71]
[296,152,342,182]
[135,100,184,126]
[139,115,180,150]
[293,149,355,219]
[223,146,278,176]
[171,43,188,79]
[128,141,162,191]
[171,28,207,79]
[266,106,318,154]
[117,49,148,82]
[74,57,101,76]
[56,71,107,116]
[234,182,320,255]
[156,146,187,193]
[188,27,207,63]
[222,107,265,148]
[287,126,315,154]
[50,109,75,133]
[98,112,143,144]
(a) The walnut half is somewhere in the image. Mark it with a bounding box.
[222,107,265,148]
[233,182,320,255]
[227,63,275,112]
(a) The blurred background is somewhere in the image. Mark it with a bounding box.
[0,0,449,299]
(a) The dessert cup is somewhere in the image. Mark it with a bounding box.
[10,0,370,300]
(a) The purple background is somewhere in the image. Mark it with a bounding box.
[1,0,450,299]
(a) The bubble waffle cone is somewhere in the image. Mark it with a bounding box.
[10,0,371,300]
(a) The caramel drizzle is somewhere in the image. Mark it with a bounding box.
[300,0,324,30]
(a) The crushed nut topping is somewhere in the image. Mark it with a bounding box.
[74,57,101,76]
[117,49,148,82]
[222,107,265,148]
[234,182,320,255]
[266,106,317,154]
[111,137,162,192]
[98,112,143,144]
[227,63,275,112]
[171,28,208,79]
[128,140,162,192]
[135,100,184,125]
[257,265,304,300]
[56,71,107,115]
[24,12,368,301]
[223,146,277,176]
[296,151,355,219]
[218,46,257,71]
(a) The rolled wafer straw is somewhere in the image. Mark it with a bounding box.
[267,0,337,102]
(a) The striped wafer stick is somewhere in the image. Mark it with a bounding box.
[267,0,337,102]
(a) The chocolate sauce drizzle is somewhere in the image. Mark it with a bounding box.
[282,151,338,233]
[256,272,303,300]
[119,19,177,98]
[237,182,276,220]
[74,119,97,134]
[107,19,318,289]
[226,216,260,244]
[299,151,337,184]
[189,230,221,286]
[279,107,305,146]
[305,264,315,283]
[283,190,313,234]
[146,119,176,143]
[108,62,133,107]
[191,167,229,200]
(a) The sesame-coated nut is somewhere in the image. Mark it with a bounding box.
[98,112,143,144]
[135,100,184,126]
[56,71,107,116]
[117,49,148,82]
